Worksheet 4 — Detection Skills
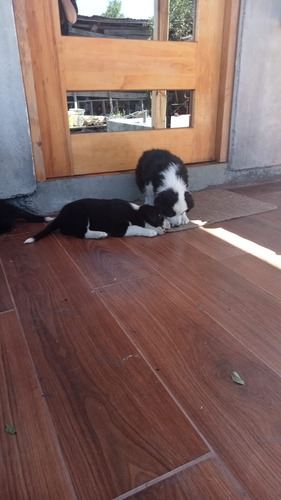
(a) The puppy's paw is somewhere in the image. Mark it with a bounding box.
[156,226,166,235]
[163,219,171,230]
[148,229,158,237]
[180,213,189,225]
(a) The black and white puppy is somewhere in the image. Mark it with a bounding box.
[0,200,52,234]
[24,198,168,243]
[136,149,194,227]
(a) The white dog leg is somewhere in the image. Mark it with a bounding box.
[84,229,108,239]
[125,225,158,237]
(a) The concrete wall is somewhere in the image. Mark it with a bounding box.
[229,0,281,170]
[2,0,281,211]
[0,0,36,199]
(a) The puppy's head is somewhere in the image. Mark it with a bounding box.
[154,189,179,218]
[154,188,194,218]
[139,204,165,228]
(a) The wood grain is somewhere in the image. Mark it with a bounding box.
[55,233,158,288]
[2,182,281,497]
[123,232,281,376]
[0,259,13,313]
[13,0,73,178]
[62,37,197,92]
[0,311,76,499]
[98,273,281,498]
[215,0,241,161]
[209,214,281,255]
[191,0,225,162]
[127,457,248,499]
[12,0,46,181]
[0,233,208,499]
[176,225,244,261]
[71,127,195,175]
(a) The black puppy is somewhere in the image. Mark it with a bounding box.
[24,198,169,243]
[0,200,51,234]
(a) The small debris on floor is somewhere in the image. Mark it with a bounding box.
[5,424,17,435]
[231,371,245,385]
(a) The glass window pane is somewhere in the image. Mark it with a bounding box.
[67,90,193,133]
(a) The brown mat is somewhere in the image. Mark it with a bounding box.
[167,188,277,232]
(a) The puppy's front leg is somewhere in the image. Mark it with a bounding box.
[125,225,158,237]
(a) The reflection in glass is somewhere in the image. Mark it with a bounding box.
[67,90,192,133]
[72,1,195,41]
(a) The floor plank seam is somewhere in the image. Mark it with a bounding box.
[53,233,159,292]
[194,225,281,303]
[112,451,213,500]
[0,308,15,316]
[125,242,281,382]
[96,290,216,454]
[169,272,281,382]
[213,453,251,499]
[0,259,77,498]
[0,258,17,312]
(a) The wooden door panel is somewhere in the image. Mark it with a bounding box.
[71,128,194,175]
[13,0,240,178]
[62,37,197,91]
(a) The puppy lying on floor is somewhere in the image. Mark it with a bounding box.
[24,198,170,243]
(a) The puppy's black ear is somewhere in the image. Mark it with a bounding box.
[154,189,178,217]
[139,204,164,226]
[185,191,194,212]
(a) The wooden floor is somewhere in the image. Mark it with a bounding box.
[1,181,281,499]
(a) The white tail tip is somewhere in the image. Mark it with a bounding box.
[45,216,55,222]
[24,237,35,244]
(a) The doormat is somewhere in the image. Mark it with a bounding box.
[166,188,277,232]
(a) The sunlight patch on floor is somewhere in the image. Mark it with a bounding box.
[201,227,281,269]
[190,219,207,227]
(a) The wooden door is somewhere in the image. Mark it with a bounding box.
[12,0,240,180]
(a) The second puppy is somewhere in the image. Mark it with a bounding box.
[136,149,194,227]
[24,198,168,243]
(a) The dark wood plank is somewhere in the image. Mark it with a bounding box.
[0,220,47,236]
[0,259,13,313]
[222,252,281,300]
[209,214,281,255]
[230,180,281,198]
[0,232,208,499]
[176,226,244,262]
[126,457,248,499]
[55,233,158,288]
[98,273,281,498]
[124,232,281,375]
[0,311,76,499]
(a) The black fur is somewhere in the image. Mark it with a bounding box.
[154,189,179,218]
[135,149,194,224]
[0,200,46,234]
[25,198,165,242]
[136,149,188,193]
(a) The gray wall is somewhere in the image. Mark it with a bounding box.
[1,0,281,211]
[0,0,36,199]
[230,0,281,170]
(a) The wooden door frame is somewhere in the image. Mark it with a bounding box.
[12,0,240,181]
